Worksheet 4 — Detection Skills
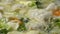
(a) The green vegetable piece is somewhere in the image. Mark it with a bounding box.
[35,0,43,8]
[17,23,26,31]
[0,29,8,34]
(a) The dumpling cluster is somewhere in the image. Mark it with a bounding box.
[0,0,60,34]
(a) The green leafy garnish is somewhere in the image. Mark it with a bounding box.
[53,18,60,28]
[20,18,30,23]
[0,29,8,34]
[28,2,36,7]
[17,23,26,31]
[35,0,43,9]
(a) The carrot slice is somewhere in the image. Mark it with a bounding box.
[53,9,60,16]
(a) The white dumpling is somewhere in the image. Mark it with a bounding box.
[45,3,57,11]
[27,8,51,19]
[11,4,25,11]
[25,8,52,30]
[25,19,47,30]
[7,21,19,30]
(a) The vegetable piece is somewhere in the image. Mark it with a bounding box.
[23,18,30,23]
[28,2,36,7]
[53,18,60,28]
[0,21,10,34]
[17,18,30,31]
[0,22,10,30]
[8,17,18,21]
[53,8,60,16]
[20,18,30,23]
[53,18,60,22]
[0,29,8,34]
[35,0,43,8]
[8,17,23,25]
[17,23,26,31]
